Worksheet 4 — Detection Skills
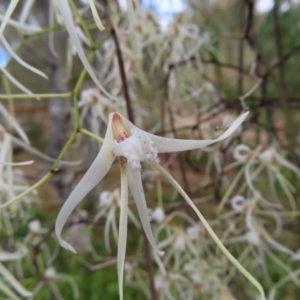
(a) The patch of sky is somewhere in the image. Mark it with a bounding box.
[0,45,9,67]
[80,0,186,25]
[141,0,185,29]
[256,0,274,13]
[256,0,299,13]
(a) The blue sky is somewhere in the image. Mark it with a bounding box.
[142,0,185,19]
[0,44,10,67]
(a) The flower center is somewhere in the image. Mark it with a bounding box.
[112,128,158,170]
[111,113,158,170]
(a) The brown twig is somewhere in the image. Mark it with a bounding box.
[272,0,295,154]
[164,66,190,193]
[104,3,135,123]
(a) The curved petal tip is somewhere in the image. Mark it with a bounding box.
[58,238,77,254]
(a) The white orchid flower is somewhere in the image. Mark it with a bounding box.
[0,245,32,298]
[29,267,79,300]
[56,0,120,102]
[95,189,140,253]
[78,87,123,135]
[55,110,265,300]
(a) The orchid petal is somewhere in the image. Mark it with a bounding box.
[151,111,249,152]
[0,245,27,261]
[0,263,32,297]
[11,136,80,166]
[274,151,300,178]
[48,0,59,57]
[48,283,63,299]
[104,208,114,253]
[0,160,33,166]
[1,36,47,79]
[88,0,105,31]
[0,0,19,38]
[0,279,21,300]
[56,0,119,101]
[127,207,141,228]
[119,111,249,153]
[0,14,40,33]
[262,230,295,256]
[126,0,136,31]
[54,273,80,299]
[117,161,128,300]
[29,282,44,300]
[0,66,35,97]
[18,0,35,24]
[151,161,265,300]
[55,117,115,253]
[93,206,109,222]
[127,168,163,255]
[0,104,30,144]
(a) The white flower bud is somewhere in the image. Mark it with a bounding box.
[124,261,132,273]
[191,272,201,284]
[99,191,113,207]
[187,225,201,240]
[28,220,41,235]
[154,275,168,291]
[78,210,88,219]
[222,114,235,128]
[44,267,56,281]
[259,148,275,163]
[79,87,99,107]
[231,195,246,213]
[151,207,165,223]
[246,231,260,245]
[173,235,186,252]
[233,144,251,162]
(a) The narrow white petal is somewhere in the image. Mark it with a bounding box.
[127,208,141,228]
[88,0,105,31]
[93,206,109,222]
[55,117,115,253]
[151,161,265,300]
[48,283,63,299]
[0,160,33,166]
[117,161,128,300]
[1,36,48,79]
[0,0,19,38]
[127,168,163,255]
[104,208,114,253]
[56,0,119,101]
[151,111,249,153]
[0,103,30,144]
[119,111,249,153]
[0,66,35,97]
[0,263,32,297]
[111,206,119,244]
[54,274,80,299]
[29,282,44,300]
[0,279,21,300]
[0,244,27,261]
[262,230,294,256]
[11,136,80,166]
[274,151,300,178]
[18,0,35,24]
[126,0,136,31]
[0,14,40,33]
[48,0,59,57]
